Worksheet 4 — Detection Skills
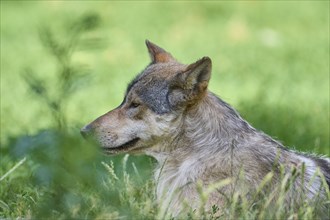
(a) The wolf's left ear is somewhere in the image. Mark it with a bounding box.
[168,57,212,107]
[145,40,175,63]
[179,57,212,92]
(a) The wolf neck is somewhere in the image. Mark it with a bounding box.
[147,92,264,209]
[182,92,257,151]
[149,91,268,172]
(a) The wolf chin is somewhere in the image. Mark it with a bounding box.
[81,40,330,217]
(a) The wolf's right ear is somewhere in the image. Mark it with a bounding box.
[145,40,175,63]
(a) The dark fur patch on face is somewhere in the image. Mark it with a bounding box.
[136,79,171,114]
[123,62,188,114]
[120,69,149,107]
[125,72,171,115]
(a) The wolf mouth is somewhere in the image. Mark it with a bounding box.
[102,138,140,153]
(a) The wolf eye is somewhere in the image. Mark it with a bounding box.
[130,102,140,108]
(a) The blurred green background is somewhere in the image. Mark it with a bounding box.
[2,1,329,153]
[0,1,329,218]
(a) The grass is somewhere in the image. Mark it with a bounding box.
[0,1,329,219]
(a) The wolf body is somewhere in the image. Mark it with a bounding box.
[81,41,330,216]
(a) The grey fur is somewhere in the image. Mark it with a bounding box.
[81,40,330,217]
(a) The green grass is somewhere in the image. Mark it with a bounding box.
[1,1,329,219]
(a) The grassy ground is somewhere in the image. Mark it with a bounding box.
[1,1,329,219]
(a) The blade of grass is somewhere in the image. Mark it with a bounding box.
[0,157,27,182]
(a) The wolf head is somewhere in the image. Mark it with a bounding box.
[81,40,212,154]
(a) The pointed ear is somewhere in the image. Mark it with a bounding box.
[179,57,212,91]
[168,57,212,108]
[145,40,175,63]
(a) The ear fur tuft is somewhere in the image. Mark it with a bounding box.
[168,57,212,108]
[181,56,212,90]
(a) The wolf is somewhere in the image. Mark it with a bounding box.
[81,40,330,217]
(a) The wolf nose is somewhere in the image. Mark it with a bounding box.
[80,124,92,139]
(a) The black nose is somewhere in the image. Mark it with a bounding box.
[80,124,92,139]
